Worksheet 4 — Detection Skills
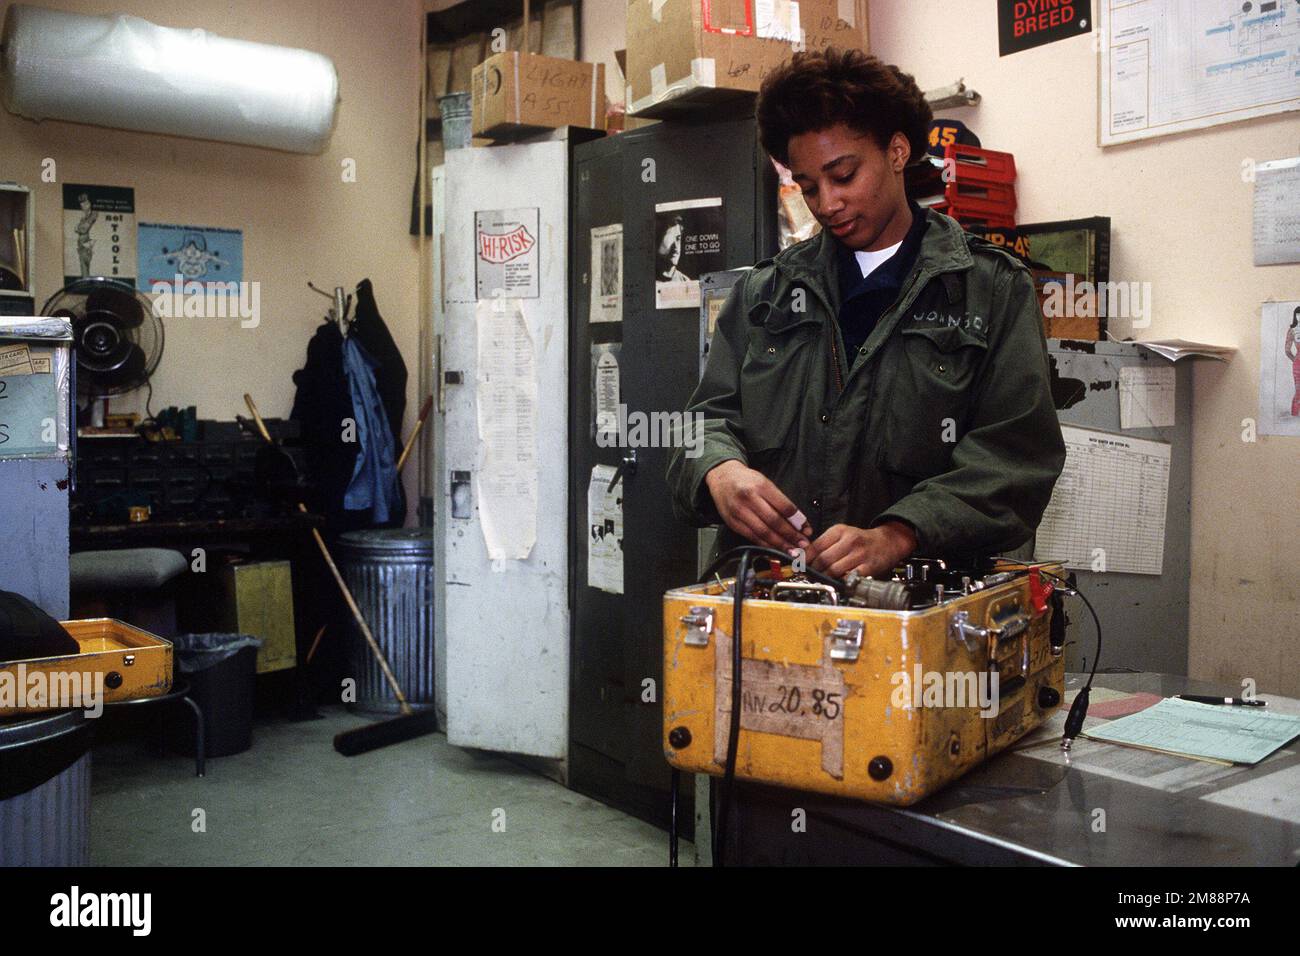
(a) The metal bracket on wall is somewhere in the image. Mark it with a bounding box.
[925,79,981,110]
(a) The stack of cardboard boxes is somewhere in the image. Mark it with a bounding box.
[461,0,870,142]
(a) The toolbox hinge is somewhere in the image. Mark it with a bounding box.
[829,619,863,662]
[679,607,713,646]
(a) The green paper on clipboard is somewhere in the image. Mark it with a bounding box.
[1082,697,1300,766]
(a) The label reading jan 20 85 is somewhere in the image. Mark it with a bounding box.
[713,629,847,779]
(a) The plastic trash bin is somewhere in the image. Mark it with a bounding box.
[167,633,262,758]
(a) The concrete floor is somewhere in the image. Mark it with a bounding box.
[89,707,692,866]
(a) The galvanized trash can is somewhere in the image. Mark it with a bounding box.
[0,710,93,866]
[337,529,435,715]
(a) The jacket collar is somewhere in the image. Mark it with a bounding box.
[773,207,974,313]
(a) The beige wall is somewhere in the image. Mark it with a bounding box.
[577,0,1300,694]
[0,0,425,520]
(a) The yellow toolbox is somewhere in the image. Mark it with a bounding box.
[663,559,1066,806]
[0,619,173,717]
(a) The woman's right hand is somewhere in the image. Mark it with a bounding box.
[704,459,812,552]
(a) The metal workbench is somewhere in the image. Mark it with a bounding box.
[715,673,1300,866]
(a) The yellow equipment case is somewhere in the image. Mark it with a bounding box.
[0,619,173,717]
[663,558,1067,806]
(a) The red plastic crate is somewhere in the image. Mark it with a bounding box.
[933,201,1016,230]
[943,143,1017,185]
[943,182,1017,219]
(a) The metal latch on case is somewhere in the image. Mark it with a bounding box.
[679,606,713,646]
[949,608,1029,652]
[948,610,994,652]
[829,619,863,662]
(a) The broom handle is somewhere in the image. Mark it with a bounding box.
[243,394,412,715]
[396,395,433,473]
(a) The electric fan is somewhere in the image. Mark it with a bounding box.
[41,277,164,401]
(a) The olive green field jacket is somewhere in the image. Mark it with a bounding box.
[666,209,1067,560]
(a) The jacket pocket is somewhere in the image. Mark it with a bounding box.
[879,323,989,478]
[739,300,820,453]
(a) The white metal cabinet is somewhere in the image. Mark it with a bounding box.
[437,136,570,761]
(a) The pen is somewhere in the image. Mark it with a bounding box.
[1177,694,1266,707]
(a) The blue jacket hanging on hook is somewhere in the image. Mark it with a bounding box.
[293,279,407,530]
[340,333,402,524]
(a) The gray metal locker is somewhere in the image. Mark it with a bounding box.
[567,115,778,830]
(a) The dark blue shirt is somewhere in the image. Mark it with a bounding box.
[835,202,929,358]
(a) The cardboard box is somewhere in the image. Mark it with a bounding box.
[472,51,606,140]
[612,48,659,130]
[626,0,870,118]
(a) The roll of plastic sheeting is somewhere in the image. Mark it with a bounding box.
[0,4,339,154]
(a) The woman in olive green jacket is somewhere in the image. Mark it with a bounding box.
[667,49,1066,578]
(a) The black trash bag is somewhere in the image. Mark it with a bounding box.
[0,591,79,663]
[171,633,263,674]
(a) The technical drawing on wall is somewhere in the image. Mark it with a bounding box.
[1101,0,1300,145]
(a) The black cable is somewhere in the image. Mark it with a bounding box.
[688,545,844,868]
[669,767,679,868]
[954,557,1103,750]
[1038,571,1102,751]
[1003,564,1102,749]
[713,548,751,868]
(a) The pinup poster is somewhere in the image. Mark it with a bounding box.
[654,197,724,310]
[1259,301,1300,437]
[63,184,136,287]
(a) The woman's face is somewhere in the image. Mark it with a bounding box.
[786,122,910,252]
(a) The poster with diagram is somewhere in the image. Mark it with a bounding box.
[1100,0,1300,145]
[137,223,244,293]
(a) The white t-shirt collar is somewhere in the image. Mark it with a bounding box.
[853,240,903,279]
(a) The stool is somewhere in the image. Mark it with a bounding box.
[103,679,206,777]
[70,548,188,639]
